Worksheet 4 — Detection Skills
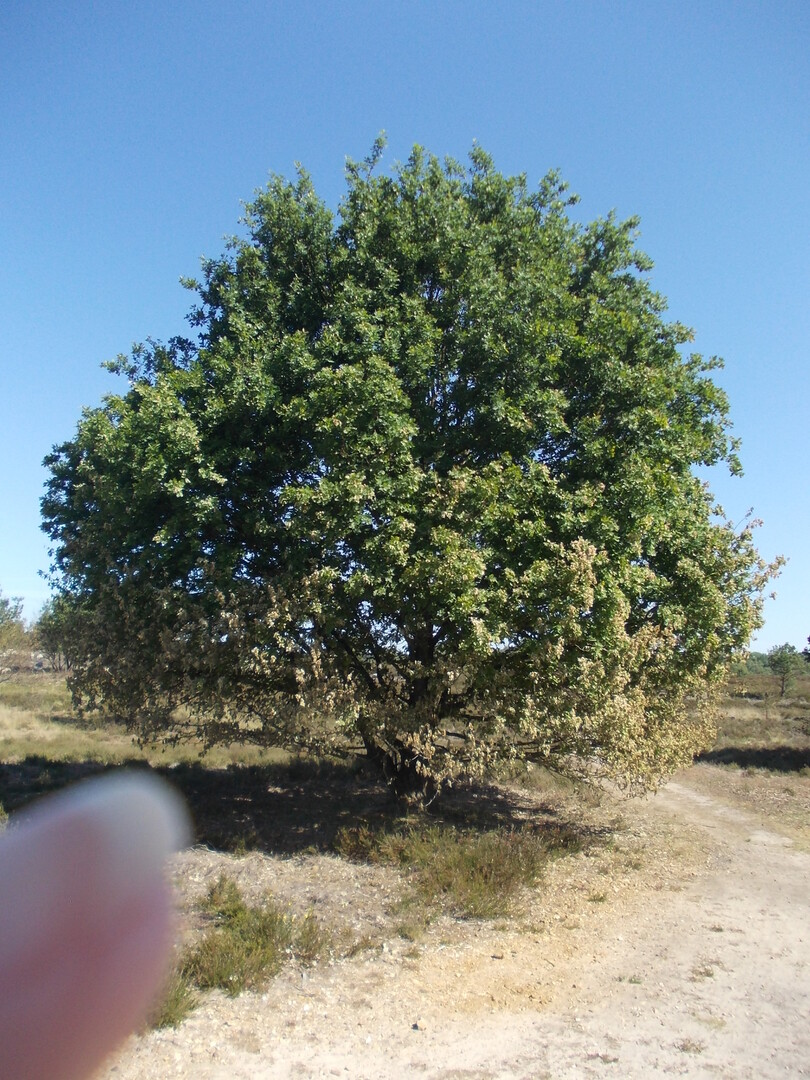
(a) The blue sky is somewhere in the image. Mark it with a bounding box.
[1,0,807,650]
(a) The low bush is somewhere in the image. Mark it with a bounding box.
[150,874,328,1028]
[334,821,581,919]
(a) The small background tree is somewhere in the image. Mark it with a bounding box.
[0,590,25,647]
[766,643,803,698]
[0,589,28,680]
[33,596,79,672]
[42,142,775,797]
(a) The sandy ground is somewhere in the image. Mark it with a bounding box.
[104,767,809,1079]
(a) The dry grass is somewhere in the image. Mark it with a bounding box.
[3,670,735,1046]
[5,667,805,1056]
[0,673,289,824]
[703,675,810,769]
[689,675,810,842]
[0,672,287,766]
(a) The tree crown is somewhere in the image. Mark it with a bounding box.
[42,142,776,794]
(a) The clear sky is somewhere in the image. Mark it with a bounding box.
[1,0,807,650]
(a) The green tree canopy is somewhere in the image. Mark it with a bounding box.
[766,643,803,698]
[33,595,79,671]
[0,589,28,679]
[42,142,774,795]
[0,590,25,649]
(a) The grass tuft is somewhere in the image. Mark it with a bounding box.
[335,822,581,919]
[148,874,329,1027]
[181,874,328,996]
[147,967,199,1029]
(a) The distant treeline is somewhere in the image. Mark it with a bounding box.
[734,643,810,684]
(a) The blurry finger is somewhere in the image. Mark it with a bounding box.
[0,772,190,1080]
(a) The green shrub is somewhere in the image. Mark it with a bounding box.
[335,822,581,919]
[149,874,328,1028]
[408,828,547,917]
[181,875,327,997]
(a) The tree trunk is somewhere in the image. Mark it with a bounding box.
[360,732,439,804]
[359,622,441,804]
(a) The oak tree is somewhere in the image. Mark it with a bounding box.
[43,142,774,796]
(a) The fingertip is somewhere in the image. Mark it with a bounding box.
[0,771,191,1080]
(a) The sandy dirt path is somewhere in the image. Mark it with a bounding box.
[106,772,809,1079]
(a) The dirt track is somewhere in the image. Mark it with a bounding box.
[105,769,810,1079]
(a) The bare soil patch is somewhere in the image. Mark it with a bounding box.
[102,765,809,1079]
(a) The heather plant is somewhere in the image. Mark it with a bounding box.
[151,874,327,1027]
[335,819,581,918]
